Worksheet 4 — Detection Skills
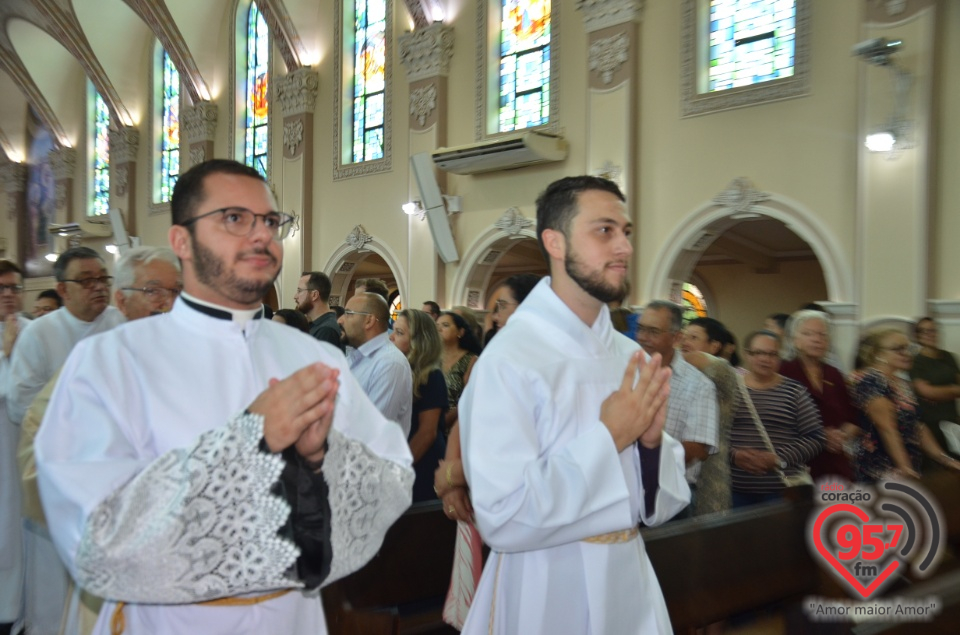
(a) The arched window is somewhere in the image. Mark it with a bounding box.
[498,0,551,133]
[245,1,270,177]
[157,48,180,203]
[91,90,110,217]
[352,0,386,162]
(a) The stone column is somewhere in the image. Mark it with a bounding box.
[577,0,642,302]
[819,301,859,373]
[399,23,454,306]
[109,125,140,235]
[48,147,77,223]
[273,68,319,298]
[0,162,27,265]
[181,101,218,169]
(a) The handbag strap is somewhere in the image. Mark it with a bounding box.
[736,374,788,483]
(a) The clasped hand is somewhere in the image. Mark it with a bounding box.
[600,351,671,453]
[249,362,339,464]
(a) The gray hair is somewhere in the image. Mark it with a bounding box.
[785,309,831,359]
[644,300,684,332]
[114,246,181,295]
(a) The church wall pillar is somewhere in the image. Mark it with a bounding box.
[273,67,319,302]
[182,101,218,171]
[48,147,76,224]
[109,125,139,236]
[0,162,27,265]
[399,22,453,309]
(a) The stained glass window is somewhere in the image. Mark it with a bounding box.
[245,2,269,177]
[352,0,386,162]
[708,0,795,92]
[499,0,550,133]
[681,282,708,323]
[91,92,110,217]
[159,49,180,203]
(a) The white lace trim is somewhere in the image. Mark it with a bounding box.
[75,412,301,603]
[322,429,413,585]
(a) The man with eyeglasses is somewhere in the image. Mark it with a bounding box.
[14,246,180,635]
[338,292,412,437]
[34,159,413,635]
[5,247,124,635]
[637,301,719,516]
[0,259,30,635]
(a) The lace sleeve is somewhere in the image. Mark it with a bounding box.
[74,412,301,603]
[321,428,414,585]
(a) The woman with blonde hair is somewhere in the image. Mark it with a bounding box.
[852,328,960,482]
[391,308,448,501]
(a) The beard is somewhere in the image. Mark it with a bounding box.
[191,234,278,305]
[564,248,626,304]
[296,297,313,314]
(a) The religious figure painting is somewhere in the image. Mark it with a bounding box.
[23,108,56,277]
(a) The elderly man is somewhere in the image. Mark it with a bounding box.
[0,260,30,635]
[637,301,719,513]
[338,292,412,436]
[459,176,688,634]
[35,159,413,635]
[6,247,125,635]
[17,246,180,635]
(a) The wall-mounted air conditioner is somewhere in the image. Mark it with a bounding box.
[432,131,568,175]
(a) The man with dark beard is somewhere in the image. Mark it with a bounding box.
[295,271,343,351]
[34,160,413,635]
[458,176,689,634]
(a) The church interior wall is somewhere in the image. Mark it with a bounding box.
[0,0,957,335]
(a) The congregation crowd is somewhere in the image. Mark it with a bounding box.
[2,162,960,635]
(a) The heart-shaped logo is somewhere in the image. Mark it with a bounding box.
[812,503,902,599]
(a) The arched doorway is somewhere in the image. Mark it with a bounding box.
[323,228,407,309]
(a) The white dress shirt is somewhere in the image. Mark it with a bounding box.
[347,331,413,437]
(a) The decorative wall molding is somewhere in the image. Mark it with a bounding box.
[713,177,771,214]
[182,101,218,143]
[283,119,304,155]
[592,161,623,188]
[576,0,644,33]
[109,126,140,164]
[409,83,437,126]
[398,23,454,82]
[274,68,320,116]
[0,162,28,193]
[346,225,373,251]
[114,165,129,196]
[48,147,77,180]
[589,32,629,85]
[189,146,205,165]
[493,207,534,236]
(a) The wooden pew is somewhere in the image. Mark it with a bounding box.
[322,500,459,635]
[643,485,819,631]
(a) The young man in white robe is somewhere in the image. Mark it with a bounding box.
[459,176,690,634]
[35,159,414,635]
[0,259,30,635]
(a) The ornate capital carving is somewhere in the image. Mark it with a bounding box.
[713,177,771,214]
[109,126,140,164]
[274,68,320,117]
[182,101,219,143]
[399,23,454,82]
[189,146,206,166]
[589,32,629,84]
[0,162,27,193]
[494,207,534,236]
[576,0,643,33]
[48,147,78,181]
[114,165,129,196]
[283,119,304,155]
[410,83,437,126]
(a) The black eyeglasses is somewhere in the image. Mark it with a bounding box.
[180,207,295,240]
[122,287,181,301]
[0,284,23,294]
[745,349,780,359]
[62,276,113,289]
